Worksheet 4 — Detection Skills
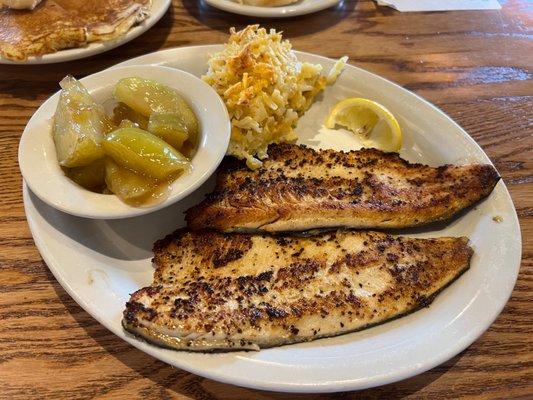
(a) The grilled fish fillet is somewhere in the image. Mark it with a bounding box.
[186,144,500,232]
[123,229,473,351]
[0,0,151,61]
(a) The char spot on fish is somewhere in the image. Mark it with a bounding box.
[352,183,363,196]
[265,305,287,319]
[291,248,304,257]
[276,237,289,246]
[257,270,274,281]
[346,294,361,306]
[247,307,263,326]
[211,236,253,267]
[291,306,303,317]
[387,253,399,262]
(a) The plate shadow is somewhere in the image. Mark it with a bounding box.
[28,174,215,261]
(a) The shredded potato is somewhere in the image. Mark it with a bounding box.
[203,25,347,168]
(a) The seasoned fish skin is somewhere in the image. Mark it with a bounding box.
[123,229,473,351]
[185,144,500,232]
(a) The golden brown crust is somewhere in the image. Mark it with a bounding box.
[186,144,500,232]
[123,229,473,351]
[0,0,151,61]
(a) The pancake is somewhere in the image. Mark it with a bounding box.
[0,0,151,61]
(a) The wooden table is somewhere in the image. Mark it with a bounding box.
[1,1,531,398]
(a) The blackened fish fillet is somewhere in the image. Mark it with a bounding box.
[185,144,499,232]
[123,229,472,351]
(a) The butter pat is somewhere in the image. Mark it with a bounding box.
[2,0,42,9]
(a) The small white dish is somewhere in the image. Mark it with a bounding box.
[0,0,171,65]
[204,0,341,17]
[18,65,230,219]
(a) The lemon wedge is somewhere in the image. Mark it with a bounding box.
[325,98,402,152]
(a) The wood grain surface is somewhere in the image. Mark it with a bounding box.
[1,0,532,398]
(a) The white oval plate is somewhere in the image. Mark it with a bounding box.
[204,0,340,17]
[0,0,170,65]
[19,65,230,219]
[23,46,522,393]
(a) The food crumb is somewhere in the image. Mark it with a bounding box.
[492,215,504,223]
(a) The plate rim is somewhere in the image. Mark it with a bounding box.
[0,0,171,65]
[203,0,341,18]
[23,45,522,393]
